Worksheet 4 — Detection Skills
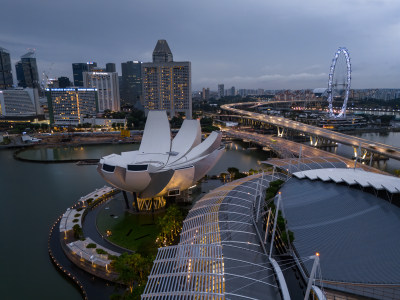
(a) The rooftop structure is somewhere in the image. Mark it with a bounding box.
[142,175,284,299]
[98,110,224,210]
[152,39,173,63]
[276,165,400,299]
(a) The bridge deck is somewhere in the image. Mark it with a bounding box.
[224,128,387,175]
[221,102,400,161]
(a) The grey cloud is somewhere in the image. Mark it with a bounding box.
[0,0,399,89]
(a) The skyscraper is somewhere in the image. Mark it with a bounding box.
[15,51,39,89]
[142,40,192,118]
[106,63,116,73]
[121,61,142,107]
[218,84,224,99]
[83,71,120,112]
[72,63,87,87]
[72,62,97,87]
[0,47,13,89]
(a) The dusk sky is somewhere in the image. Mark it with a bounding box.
[1,0,399,90]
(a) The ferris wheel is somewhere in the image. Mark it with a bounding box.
[327,47,351,118]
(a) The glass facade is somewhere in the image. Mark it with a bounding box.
[0,48,13,89]
[121,61,142,106]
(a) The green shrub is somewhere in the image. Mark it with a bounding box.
[96,248,108,255]
[108,254,118,261]
[86,243,97,248]
[72,219,79,223]
[72,224,83,240]
[76,208,83,212]
[74,213,81,217]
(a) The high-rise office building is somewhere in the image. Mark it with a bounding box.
[58,76,71,88]
[46,88,98,126]
[0,88,40,117]
[202,88,210,100]
[121,61,142,106]
[106,63,116,73]
[142,40,192,118]
[0,47,13,89]
[83,72,120,112]
[72,63,88,87]
[218,84,224,99]
[72,62,98,87]
[15,51,39,89]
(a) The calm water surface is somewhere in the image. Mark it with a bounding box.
[0,141,267,300]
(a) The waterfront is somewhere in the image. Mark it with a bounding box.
[2,132,400,299]
[0,141,266,300]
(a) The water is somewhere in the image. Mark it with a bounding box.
[317,131,400,173]
[16,144,139,161]
[0,141,267,300]
[3,133,399,300]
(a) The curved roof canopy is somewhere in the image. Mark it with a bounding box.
[293,168,400,194]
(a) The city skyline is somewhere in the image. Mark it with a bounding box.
[0,0,399,90]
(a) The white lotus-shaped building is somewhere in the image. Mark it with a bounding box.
[97,111,224,210]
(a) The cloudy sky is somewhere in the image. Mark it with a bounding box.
[1,0,399,90]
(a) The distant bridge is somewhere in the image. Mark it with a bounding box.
[221,102,400,163]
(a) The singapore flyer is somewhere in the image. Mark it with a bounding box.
[326,47,351,118]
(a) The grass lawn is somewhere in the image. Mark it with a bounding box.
[97,209,164,255]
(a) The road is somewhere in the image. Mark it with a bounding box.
[221,102,400,161]
[224,127,387,174]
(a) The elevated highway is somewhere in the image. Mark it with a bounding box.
[223,128,387,174]
[221,102,400,162]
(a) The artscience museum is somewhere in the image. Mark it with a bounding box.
[97,111,224,211]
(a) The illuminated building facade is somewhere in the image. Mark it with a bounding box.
[142,40,192,118]
[0,88,40,117]
[83,72,120,112]
[46,88,98,126]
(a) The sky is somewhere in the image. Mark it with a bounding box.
[1,0,399,90]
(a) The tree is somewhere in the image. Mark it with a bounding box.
[227,167,240,179]
[112,253,152,294]
[156,205,184,247]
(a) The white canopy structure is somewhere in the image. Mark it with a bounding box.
[97,111,224,202]
[293,168,400,194]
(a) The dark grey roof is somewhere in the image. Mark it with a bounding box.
[152,39,173,62]
[21,51,35,59]
[280,177,400,284]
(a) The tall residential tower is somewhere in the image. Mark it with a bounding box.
[142,40,192,118]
